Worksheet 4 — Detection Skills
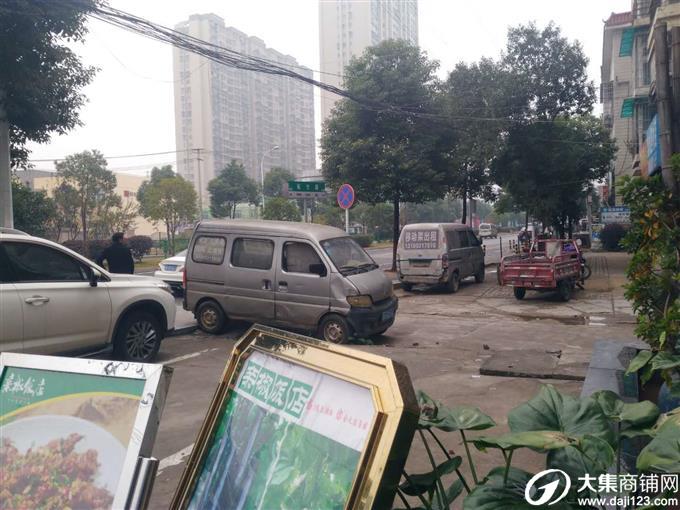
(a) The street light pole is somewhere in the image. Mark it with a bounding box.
[259,145,279,211]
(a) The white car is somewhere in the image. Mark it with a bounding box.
[0,228,176,362]
[154,249,186,295]
[478,223,498,239]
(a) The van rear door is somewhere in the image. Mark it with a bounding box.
[398,227,443,276]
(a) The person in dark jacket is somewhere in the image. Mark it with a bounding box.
[96,232,135,274]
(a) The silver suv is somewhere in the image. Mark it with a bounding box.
[0,228,176,362]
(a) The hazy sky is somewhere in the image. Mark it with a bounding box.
[26,0,631,174]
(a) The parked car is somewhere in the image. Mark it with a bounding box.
[183,219,397,344]
[154,249,187,295]
[0,228,176,362]
[478,223,498,239]
[397,223,485,292]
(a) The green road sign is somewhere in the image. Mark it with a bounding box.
[288,181,325,193]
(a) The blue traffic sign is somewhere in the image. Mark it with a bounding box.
[337,183,355,210]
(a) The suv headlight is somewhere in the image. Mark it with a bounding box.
[347,295,373,307]
[156,282,173,294]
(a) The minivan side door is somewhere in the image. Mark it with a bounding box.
[224,236,276,321]
[0,245,23,351]
[447,230,472,277]
[274,241,330,328]
[3,241,112,354]
[467,230,484,276]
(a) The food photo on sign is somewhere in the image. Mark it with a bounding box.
[0,354,171,510]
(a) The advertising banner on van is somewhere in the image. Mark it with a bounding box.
[172,326,419,510]
[0,353,171,510]
[403,229,439,250]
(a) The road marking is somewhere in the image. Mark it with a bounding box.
[163,347,219,365]
[157,443,194,477]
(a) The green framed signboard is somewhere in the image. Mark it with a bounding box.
[0,353,172,510]
[172,325,418,510]
[284,180,328,198]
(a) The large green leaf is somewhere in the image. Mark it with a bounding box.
[548,435,615,485]
[417,390,496,431]
[591,390,659,427]
[650,352,680,371]
[625,350,654,375]
[637,413,680,473]
[399,456,463,496]
[508,385,615,446]
[472,431,576,452]
[462,467,573,510]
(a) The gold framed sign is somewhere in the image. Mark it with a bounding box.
[171,325,418,509]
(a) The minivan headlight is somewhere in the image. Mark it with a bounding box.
[347,295,373,307]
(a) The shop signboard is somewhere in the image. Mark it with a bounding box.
[0,354,172,510]
[172,325,418,510]
[647,114,661,176]
[601,206,631,224]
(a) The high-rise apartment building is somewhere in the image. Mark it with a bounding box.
[319,0,418,123]
[173,14,316,209]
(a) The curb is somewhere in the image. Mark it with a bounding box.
[169,324,198,336]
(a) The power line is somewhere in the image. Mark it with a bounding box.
[27,149,198,163]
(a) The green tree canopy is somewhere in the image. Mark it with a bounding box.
[55,150,117,244]
[208,160,259,219]
[321,39,449,270]
[263,167,295,198]
[1,0,99,167]
[137,165,175,217]
[11,179,56,238]
[262,197,301,221]
[141,175,197,255]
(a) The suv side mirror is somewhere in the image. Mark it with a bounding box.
[309,263,327,277]
[89,267,101,287]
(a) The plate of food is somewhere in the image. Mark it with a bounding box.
[1,415,127,509]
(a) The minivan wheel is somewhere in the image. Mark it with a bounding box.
[401,282,413,292]
[196,301,227,334]
[446,272,460,293]
[474,267,485,283]
[318,314,350,344]
[114,311,162,362]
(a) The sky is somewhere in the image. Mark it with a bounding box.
[26,0,632,175]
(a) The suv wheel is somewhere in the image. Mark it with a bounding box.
[114,311,162,362]
[197,301,227,334]
[318,314,350,344]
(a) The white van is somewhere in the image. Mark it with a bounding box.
[397,223,485,292]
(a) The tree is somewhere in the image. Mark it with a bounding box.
[493,116,614,235]
[1,1,99,228]
[55,150,117,246]
[11,179,56,238]
[128,235,153,262]
[53,181,80,240]
[142,175,197,255]
[137,165,175,217]
[90,200,138,239]
[321,40,449,270]
[208,160,259,218]
[263,167,295,198]
[262,197,301,221]
[444,59,514,223]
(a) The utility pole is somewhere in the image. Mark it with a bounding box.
[0,91,12,228]
[653,23,678,193]
[192,148,204,219]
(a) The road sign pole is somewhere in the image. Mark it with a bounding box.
[345,208,349,233]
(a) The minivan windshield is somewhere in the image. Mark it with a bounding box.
[320,237,377,275]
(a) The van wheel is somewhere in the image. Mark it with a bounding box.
[318,314,350,344]
[196,301,227,334]
[513,287,526,300]
[401,282,413,292]
[446,272,460,293]
[557,281,572,302]
[475,267,485,283]
[114,311,162,362]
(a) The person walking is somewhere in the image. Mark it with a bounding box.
[96,232,135,274]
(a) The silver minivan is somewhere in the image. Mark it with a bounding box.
[397,223,485,292]
[184,220,397,344]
